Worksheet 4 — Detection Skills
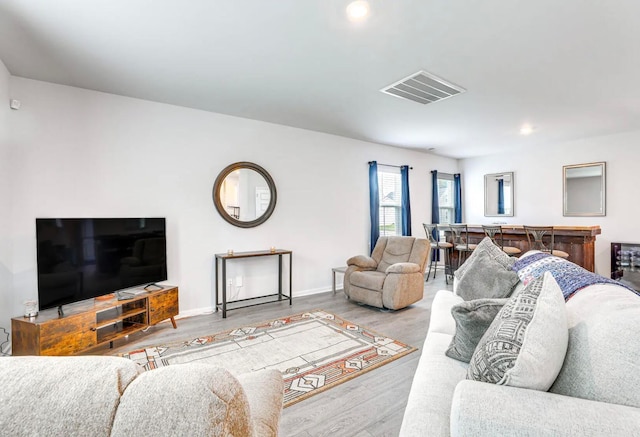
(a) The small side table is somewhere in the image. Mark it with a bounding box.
[331,266,347,294]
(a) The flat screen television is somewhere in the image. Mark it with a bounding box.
[36,218,167,311]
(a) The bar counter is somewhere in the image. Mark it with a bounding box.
[465,225,601,272]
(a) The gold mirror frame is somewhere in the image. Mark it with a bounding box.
[212,162,277,228]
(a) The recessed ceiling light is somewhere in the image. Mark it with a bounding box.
[346,1,370,22]
[519,125,535,135]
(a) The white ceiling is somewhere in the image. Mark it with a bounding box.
[2,0,640,159]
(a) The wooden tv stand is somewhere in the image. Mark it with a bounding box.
[11,286,179,356]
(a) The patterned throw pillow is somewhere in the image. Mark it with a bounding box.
[445,298,509,363]
[467,272,568,391]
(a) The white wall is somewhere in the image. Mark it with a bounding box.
[0,59,12,342]
[461,135,640,276]
[5,76,458,328]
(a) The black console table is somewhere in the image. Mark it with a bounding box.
[214,249,292,318]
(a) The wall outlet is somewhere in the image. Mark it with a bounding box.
[235,276,243,287]
[227,279,233,287]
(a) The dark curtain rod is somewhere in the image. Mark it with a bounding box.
[368,161,413,170]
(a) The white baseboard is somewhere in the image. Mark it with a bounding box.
[295,286,333,297]
[174,287,334,319]
[175,306,215,319]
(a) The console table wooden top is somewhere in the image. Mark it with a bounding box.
[215,249,292,259]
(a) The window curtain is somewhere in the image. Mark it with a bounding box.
[454,173,462,223]
[431,170,440,261]
[369,161,379,254]
[400,165,411,236]
[431,170,440,224]
[497,179,505,215]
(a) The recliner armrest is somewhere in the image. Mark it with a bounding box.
[386,262,421,274]
[346,255,377,269]
[451,380,640,436]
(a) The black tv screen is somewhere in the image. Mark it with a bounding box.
[36,218,167,311]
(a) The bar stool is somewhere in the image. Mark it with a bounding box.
[523,226,569,259]
[437,224,456,282]
[450,224,477,269]
[423,223,454,284]
[482,225,522,257]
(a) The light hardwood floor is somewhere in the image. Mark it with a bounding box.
[98,273,453,437]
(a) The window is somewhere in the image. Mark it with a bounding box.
[378,167,402,236]
[438,173,455,224]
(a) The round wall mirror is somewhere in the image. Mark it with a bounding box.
[212,162,277,228]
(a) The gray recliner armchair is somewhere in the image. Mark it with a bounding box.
[344,236,430,310]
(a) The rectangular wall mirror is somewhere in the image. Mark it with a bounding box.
[484,172,514,217]
[563,162,606,216]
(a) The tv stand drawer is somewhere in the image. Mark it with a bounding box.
[11,312,96,356]
[148,287,179,326]
[40,313,96,355]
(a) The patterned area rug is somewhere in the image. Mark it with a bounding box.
[120,309,416,407]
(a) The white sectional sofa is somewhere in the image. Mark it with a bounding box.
[400,251,640,436]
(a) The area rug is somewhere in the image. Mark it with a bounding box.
[120,309,416,407]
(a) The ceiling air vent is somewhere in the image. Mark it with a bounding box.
[381,70,466,105]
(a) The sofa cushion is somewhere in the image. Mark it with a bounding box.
[455,249,519,301]
[550,283,640,408]
[399,289,470,436]
[451,380,640,437]
[445,298,509,363]
[467,272,568,391]
[350,270,386,291]
[399,331,469,436]
[111,364,254,437]
[428,290,465,336]
[0,356,140,437]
